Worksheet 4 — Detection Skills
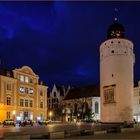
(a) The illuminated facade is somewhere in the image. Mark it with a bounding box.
[47,84,70,120]
[62,85,100,122]
[0,66,47,122]
[134,81,140,122]
[100,20,135,123]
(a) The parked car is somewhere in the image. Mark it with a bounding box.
[19,120,34,127]
[3,119,16,127]
[38,120,51,125]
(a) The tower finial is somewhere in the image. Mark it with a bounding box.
[114,8,119,22]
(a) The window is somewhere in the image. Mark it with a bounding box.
[40,102,43,108]
[29,100,33,107]
[54,92,56,97]
[20,87,24,93]
[39,90,43,96]
[7,111,10,119]
[29,78,33,83]
[20,99,24,107]
[6,83,12,91]
[7,97,11,105]
[25,99,28,107]
[20,75,24,82]
[29,88,33,94]
[19,111,23,120]
[95,102,99,114]
[103,85,116,104]
[25,87,28,94]
[25,77,29,83]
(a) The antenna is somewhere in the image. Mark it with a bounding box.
[114,8,119,22]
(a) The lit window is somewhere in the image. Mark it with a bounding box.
[7,111,10,119]
[40,102,43,108]
[20,99,24,107]
[20,75,24,82]
[6,83,12,91]
[25,77,29,83]
[29,88,33,94]
[7,97,11,105]
[25,99,28,107]
[20,87,24,93]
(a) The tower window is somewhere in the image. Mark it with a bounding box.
[111,50,114,53]
[111,41,113,44]
[118,41,120,44]
[112,74,114,77]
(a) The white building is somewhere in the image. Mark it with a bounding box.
[134,81,140,122]
[100,20,135,123]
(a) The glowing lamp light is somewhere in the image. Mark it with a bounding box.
[13,110,16,115]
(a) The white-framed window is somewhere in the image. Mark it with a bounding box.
[7,96,11,105]
[25,99,28,107]
[6,83,12,91]
[20,87,24,93]
[20,75,24,82]
[20,99,24,107]
[29,88,33,94]
[25,77,29,83]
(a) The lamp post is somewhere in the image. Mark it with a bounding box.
[49,111,52,121]
[13,110,16,122]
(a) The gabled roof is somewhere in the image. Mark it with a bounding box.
[56,86,64,96]
[64,85,100,100]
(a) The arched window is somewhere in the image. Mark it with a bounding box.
[95,101,99,114]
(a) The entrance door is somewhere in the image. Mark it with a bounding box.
[24,112,28,120]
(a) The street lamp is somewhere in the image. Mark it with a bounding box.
[13,110,16,122]
[49,111,52,121]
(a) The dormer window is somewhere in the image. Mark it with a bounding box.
[20,75,24,82]
[25,77,29,83]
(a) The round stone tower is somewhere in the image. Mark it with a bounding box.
[100,20,135,123]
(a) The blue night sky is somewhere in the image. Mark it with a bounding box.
[0,1,139,88]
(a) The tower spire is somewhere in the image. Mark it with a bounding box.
[114,8,119,22]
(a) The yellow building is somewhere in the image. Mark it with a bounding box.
[0,66,48,122]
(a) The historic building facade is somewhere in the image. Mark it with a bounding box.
[47,84,70,120]
[0,66,48,122]
[62,85,100,122]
